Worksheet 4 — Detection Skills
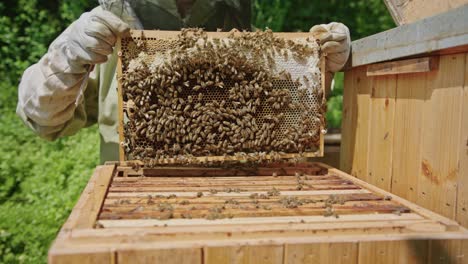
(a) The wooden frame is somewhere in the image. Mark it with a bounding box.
[116,30,326,164]
[49,163,468,263]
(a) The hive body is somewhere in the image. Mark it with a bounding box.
[48,162,468,264]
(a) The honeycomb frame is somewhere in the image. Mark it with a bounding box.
[116,30,326,164]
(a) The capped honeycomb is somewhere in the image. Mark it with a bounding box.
[117,29,326,165]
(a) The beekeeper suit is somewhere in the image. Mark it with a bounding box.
[17,0,351,163]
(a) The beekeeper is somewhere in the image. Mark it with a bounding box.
[17,0,351,163]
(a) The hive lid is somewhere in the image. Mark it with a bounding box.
[116,29,327,166]
[383,0,468,25]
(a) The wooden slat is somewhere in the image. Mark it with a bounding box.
[417,54,465,220]
[358,240,429,264]
[129,30,314,40]
[204,245,283,264]
[367,75,396,190]
[367,57,438,76]
[457,53,468,228]
[107,184,360,192]
[116,39,125,161]
[49,250,114,264]
[110,177,344,186]
[99,200,408,219]
[103,193,383,205]
[139,164,327,177]
[117,248,201,264]
[327,166,463,231]
[105,189,371,198]
[340,69,357,172]
[60,165,115,230]
[99,205,408,220]
[113,174,336,182]
[350,66,372,181]
[285,242,357,264]
[97,213,424,228]
[391,72,425,202]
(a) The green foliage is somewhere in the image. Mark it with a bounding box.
[0,114,98,263]
[253,0,291,31]
[0,1,97,263]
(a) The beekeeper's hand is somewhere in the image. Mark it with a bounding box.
[310,22,351,72]
[67,7,130,71]
[17,7,129,140]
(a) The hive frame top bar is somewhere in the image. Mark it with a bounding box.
[123,29,318,40]
[116,29,326,164]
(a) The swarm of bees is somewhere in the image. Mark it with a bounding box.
[120,28,325,165]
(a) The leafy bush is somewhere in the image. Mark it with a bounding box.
[0,1,97,263]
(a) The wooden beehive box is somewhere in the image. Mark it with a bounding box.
[49,25,468,263]
[341,5,468,229]
[49,162,468,263]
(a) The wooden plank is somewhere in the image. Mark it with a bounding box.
[117,248,201,264]
[367,75,396,190]
[340,69,357,173]
[417,54,465,220]
[106,183,360,192]
[99,200,409,220]
[350,67,372,181]
[97,213,424,228]
[105,189,371,198]
[391,72,425,202]
[49,251,114,264]
[285,242,357,263]
[60,165,115,230]
[351,5,468,67]
[358,240,429,264]
[103,193,383,205]
[116,39,125,161]
[456,52,468,228]
[367,57,438,76]
[383,0,468,25]
[429,239,468,263]
[129,30,315,39]
[326,166,463,231]
[136,164,327,177]
[204,245,283,264]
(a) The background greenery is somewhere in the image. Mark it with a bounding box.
[0,0,394,263]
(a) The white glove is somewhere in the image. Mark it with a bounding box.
[310,22,351,72]
[63,7,130,72]
[17,7,129,137]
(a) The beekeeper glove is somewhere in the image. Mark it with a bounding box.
[310,22,351,73]
[17,6,129,139]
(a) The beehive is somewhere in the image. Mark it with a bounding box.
[341,5,468,228]
[49,162,468,263]
[116,29,326,165]
[48,25,468,263]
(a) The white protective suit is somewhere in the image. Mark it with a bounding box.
[17,0,351,163]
